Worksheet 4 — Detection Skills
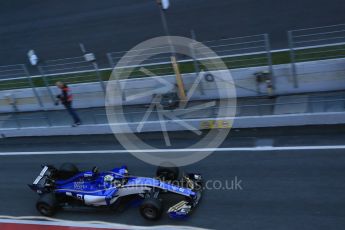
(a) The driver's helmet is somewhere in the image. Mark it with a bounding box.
[104,174,114,187]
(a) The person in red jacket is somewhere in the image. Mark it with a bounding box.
[55,81,81,127]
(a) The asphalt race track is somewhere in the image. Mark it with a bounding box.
[0,126,345,229]
[0,0,344,67]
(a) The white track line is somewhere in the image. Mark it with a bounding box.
[0,216,208,230]
[1,145,345,156]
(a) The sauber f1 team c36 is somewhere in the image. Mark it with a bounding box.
[29,163,202,220]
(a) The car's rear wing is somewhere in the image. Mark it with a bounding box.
[28,165,54,194]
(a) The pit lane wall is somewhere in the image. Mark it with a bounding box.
[2,111,345,138]
[0,58,344,113]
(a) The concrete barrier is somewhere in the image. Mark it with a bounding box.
[1,111,345,138]
[0,58,344,113]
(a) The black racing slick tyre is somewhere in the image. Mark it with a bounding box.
[36,193,58,217]
[58,163,79,179]
[139,198,163,221]
[156,163,179,181]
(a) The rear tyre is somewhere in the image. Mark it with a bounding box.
[36,193,58,217]
[156,162,179,181]
[58,163,79,179]
[139,198,163,221]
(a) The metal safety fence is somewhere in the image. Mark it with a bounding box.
[288,23,345,87]
[107,34,273,78]
[193,34,272,71]
[0,64,43,107]
[37,56,105,103]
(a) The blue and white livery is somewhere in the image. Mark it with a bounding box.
[29,163,202,220]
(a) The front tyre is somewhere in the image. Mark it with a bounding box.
[139,198,163,220]
[36,193,58,217]
[156,162,179,181]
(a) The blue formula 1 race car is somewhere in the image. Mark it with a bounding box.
[29,163,202,220]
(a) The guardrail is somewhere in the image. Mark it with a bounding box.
[288,23,345,87]
[107,34,272,74]
[37,55,106,103]
[0,64,43,107]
